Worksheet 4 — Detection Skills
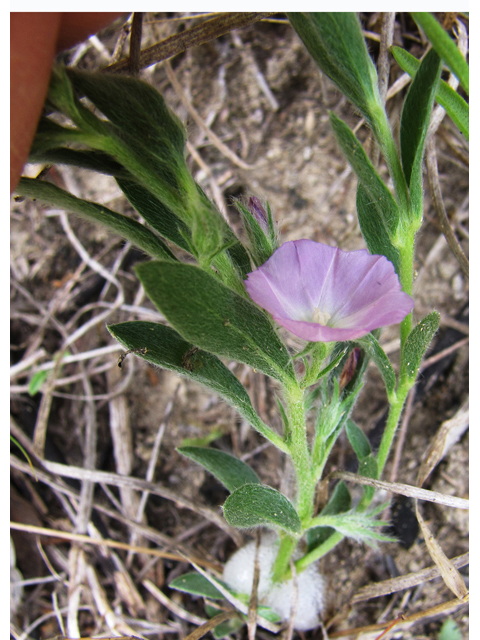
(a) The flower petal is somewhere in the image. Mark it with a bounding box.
[245,240,413,342]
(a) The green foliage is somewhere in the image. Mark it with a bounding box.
[15,178,177,262]
[134,261,295,384]
[287,13,382,129]
[28,370,48,396]
[308,510,395,545]
[306,481,351,551]
[346,419,371,460]
[108,321,287,451]
[400,48,442,219]
[355,333,396,398]
[402,311,440,383]
[439,618,462,640]
[235,200,277,266]
[178,446,261,493]
[117,178,193,253]
[357,454,379,502]
[346,419,377,501]
[411,12,469,95]
[391,46,469,140]
[66,67,186,155]
[329,112,400,238]
[356,185,401,274]
[223,484,302,534]
[25,66,250,283]
[169,572,226,600]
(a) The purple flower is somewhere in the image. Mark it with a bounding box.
[245,240,414,342]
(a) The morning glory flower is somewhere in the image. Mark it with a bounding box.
[245,239,414,342]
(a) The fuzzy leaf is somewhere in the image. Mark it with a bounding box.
[108,321,287,451]
[411,12,469,95]
[117,178,192,252]
[66,67,186,155]
[306,481,351,552]
[309,510,395,545]
[223,484,301,534]
[330,112,400,236]
[169,572,226,600]
[135,261,295,384]
[178,446,261,493]
[400,48,442,215]
[355,332,396,398]
[235,200,275,266]
[358,454,378,502]
[287,13,381,126]
[31,146,129,178]
[391,45,469,140]
[346,419,371,460]
[403,311,440,382]
[15,178,176,262]
[356,184,400,274]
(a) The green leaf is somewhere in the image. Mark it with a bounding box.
[117,178,192,253]
[400,48,442,216]
[178,446,261,493]
[108,321,288,452]
[355,333,396,398]
[439,618,462,640]
[306,481,351,551]
[329,112,400,237]
[28,370,48,396]
[134,261,295,384]
[411,12,469,95]
[287,13,381,127]
[346,419,371,460]
[309,510,395,545]
[15,178,176,262]
[402,311,440,382]
[169,572,226,600]
[356,184,400,274]
[391,46,469,140]
[223,484,302,534]
[235,200,275,267]
[210,615,245,639]
[66,67,186,156]
[358,454,378,502]
[31,146,129,178]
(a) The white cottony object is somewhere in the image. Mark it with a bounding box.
[222,533,325,631]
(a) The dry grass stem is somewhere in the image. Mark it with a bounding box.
[329,595,468,638]
[105,13,276,73]
[331,471,468,509]
[352,551,469,602]
[426,137,469,278]
[165,60,254,170]
[417,399,469,487]
[143,579,207,625]
[10,522,221,571]
[415,503,468,600]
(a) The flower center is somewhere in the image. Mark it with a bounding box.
[312,307,331,326]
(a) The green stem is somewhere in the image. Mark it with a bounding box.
[294,530,344,573]
[284,383,316,524]
[271,535,298,583]
[375,381,410,477]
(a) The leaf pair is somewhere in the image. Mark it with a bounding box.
[178,446,301,535]
[24,66,251,279]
